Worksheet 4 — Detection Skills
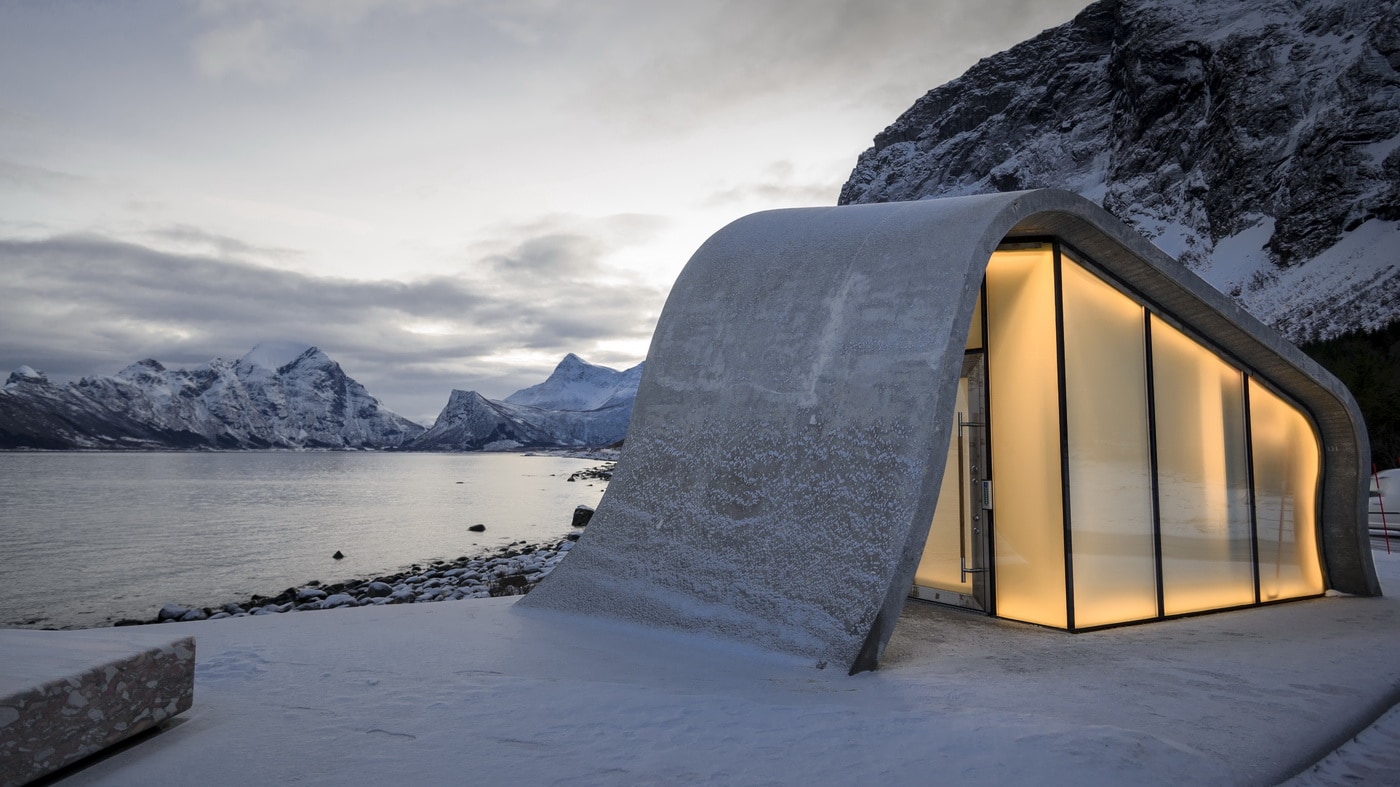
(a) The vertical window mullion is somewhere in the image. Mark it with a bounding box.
[1144,311,1165,619]
[1244,375,1261,604]
[980,281,997,618]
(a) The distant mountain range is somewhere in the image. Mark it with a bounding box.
[840,0,1399,344]
[410,354,641,452]
[0,344,642,451]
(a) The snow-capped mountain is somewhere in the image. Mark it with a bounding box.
[409,355,642,451]
[0,343,424,450]
[840,0,1399,343]
[503,353,644,411]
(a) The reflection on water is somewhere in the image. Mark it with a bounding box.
[0,452,607,629]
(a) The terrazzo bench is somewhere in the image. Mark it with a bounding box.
[0,629,195,786]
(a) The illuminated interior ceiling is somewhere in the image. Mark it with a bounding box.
[521,189,1378,674]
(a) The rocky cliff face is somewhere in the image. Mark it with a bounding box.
[841,0,1400,343]
[0,343,424,450]
[409,355,642,451]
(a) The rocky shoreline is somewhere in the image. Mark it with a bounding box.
[119,504,597,626]
[566,461,614,482]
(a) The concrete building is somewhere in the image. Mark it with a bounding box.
[522,189,1380,673]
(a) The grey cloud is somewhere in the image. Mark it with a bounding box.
[0,229,664,424]
[149,224,304,261]
[701,160,844,208]
[191,16,305,81]
[579,0,1093,129]
[482,233,606,280]
[0,159,89,194]
[705,179,844,208]
[184,0,555,84]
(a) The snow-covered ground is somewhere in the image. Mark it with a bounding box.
[48,548,1400,786]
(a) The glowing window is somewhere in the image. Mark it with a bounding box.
[1151,316,1255,615]
[1061,256,1158,627]
[986,247,1066,628]
[1249,379,1324,601]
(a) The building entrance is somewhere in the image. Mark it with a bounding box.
[911,352,991,613]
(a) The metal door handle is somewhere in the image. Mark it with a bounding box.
[956,411,987,581]
[960,557,987,578]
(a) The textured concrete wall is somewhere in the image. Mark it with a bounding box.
[521,189,1378,672]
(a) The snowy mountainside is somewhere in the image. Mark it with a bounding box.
[0,366,199,450]
[503,353,644,411]
[0,343,424,450]
[409,355,641,451]
[840,0,1400,343]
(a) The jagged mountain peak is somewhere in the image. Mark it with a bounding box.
[238,341,320,373]
[116,358,168,379]
[411,355,643,451]
[442,389,491,410]
[547,353,615,382]
[0,344,423,450]
[504,354,645,412]
[840,0,1400,343]
[5,366,47,387]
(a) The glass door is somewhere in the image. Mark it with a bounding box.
[912,353,991,612]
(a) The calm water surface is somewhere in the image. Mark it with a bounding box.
[0,452,607,629]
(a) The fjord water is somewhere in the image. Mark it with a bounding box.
[0,452,608,629]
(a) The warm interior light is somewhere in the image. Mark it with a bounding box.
[1152,317,1255,616]
[918,245,1325,629]
[914,377,973,593]
[1249,379,1324,600]
[1061,255,1157,627]
[986,247,1067,628]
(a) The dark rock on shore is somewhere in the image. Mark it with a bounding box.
[567,463,614,483]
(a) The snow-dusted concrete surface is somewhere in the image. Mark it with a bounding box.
[46,548,1400,786]
[1287,703,1400,785]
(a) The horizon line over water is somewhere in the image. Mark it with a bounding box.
[0,451,608,629]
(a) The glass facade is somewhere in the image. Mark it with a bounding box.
[1151,316,1256,615]
[1060,257,1158,627]
[985,247,1066,628]
[1249,379,1325,601]
[914,376,973,594]
[922,241,1326,629]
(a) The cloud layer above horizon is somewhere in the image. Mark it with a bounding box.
[0,217,664,423]
[0,0,1092,423]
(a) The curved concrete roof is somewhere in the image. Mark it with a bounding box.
[521,189,1379,673]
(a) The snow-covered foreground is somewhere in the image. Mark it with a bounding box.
[53,549,1400,786]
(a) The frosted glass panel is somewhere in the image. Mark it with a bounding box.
[1152,317,1255,615]
[915,377,972,593]
[986,248,1066,628]
[1061,258,1158,627]
[1250,380,1324,600]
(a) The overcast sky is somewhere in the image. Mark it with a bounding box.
[1,0,1091,424]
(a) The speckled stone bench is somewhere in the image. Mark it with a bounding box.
[0,629,195,786]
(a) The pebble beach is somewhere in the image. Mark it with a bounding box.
[121,500,598,626]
